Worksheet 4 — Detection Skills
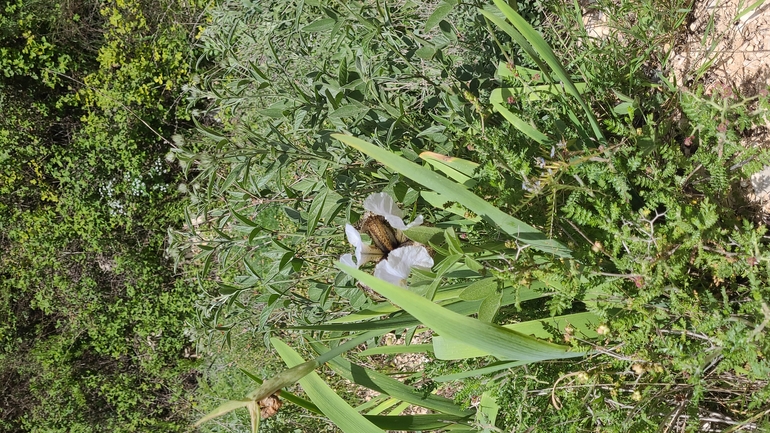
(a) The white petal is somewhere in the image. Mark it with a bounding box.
[364,192,422,230]
[345,224,363,248]
[373,245,433,287]
[345,224,364,264]
[405,215,424,229]
[344,223,382,266]
[364,192,403,218]
[390,245,434,271]
[340,253,358,268]
[383,215,408,231]
[374,260,408,287]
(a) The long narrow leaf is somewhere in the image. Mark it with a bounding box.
[419,151,479,188]
[238,368,323,414]
[490,83,589,104]
[492,102,551,145]
[358,344,433,356]
[193,399,252,427]
[272,338,385,433]
[293,284,547,331]
[433,312,599,359]
[365,414,473,430]
[339,264,586,361]
[311,342,473,417]
[481,0,605,143]
[326,303,401,324]
[433,361,527,382]
[193,360,318,428]
[332,134,571,257]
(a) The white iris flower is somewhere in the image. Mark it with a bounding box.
[340,223,382,268]
[340,192,433,287]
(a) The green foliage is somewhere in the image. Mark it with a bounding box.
[173,0,770,432]
[461,1,770,431]
[0,0,204,430]
[0,0,73,86]
[170,0,517,344]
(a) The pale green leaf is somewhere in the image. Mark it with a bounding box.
[296,283,549,332]
[459,277,497,301]
[419,151,479,177]
[492,102,549,144]
[358,343,433,356]
[477,290,502,322]
[332,134,571,257]
[330,104,369,119]
[302,18,336,32]
[193,399,251,427]
[433,360,526,382]
[425,3,454,31]
[419,151,478,188]
[433,312,599,359]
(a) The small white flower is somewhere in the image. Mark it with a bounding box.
[363,192,423,231]
[340,223,382,268]
[373,245,434,287]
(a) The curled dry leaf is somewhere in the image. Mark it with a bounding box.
[258,393,282,419]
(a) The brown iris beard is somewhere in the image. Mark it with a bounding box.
[361,214,399,254]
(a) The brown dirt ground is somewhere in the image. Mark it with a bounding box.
[671,0,770,95]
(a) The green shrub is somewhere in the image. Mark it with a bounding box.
[0,0,204,430]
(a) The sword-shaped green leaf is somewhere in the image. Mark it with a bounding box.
[272,338,385,433]
[433,312,599,359]
[339,263,585,362]
[332,134,572,257]
[481,0,605,143]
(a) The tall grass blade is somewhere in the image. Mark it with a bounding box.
[492,102,551,144]
[294,284,548,331]
[419,151,479,187]
[193,360,318,428]
[481,0,605,143]
[433,360,527,382]
[332,134,572,257]
[239,368,323,414]
[433,311,599,359]
[364,414,474,430]
[311,341,474,417]
[358,344,433,356]
[193,399,252,427]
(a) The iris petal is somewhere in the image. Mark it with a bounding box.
[345,224,364,265]
[373,245,434,287]
[340,254,357,268]
[342,223,382,267]
[363,192,423,231]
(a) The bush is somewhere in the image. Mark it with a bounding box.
[0,0,204,430]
